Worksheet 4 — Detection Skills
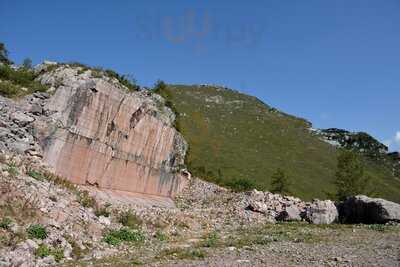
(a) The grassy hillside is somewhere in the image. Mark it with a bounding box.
[160,84,400,202]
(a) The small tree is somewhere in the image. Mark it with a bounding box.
[226,177,255,192]
[334,150,370,201]
[0,42,13,65]
[153,79,167,94]
[270,168,291,195]
[22,58,33,69]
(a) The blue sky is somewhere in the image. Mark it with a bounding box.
[1,0,399,151]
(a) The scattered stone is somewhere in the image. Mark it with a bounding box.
[30,103,43,115]
[10,111,34,127]
[98,216,111,226]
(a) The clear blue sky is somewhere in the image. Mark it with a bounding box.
[1,0,399,151]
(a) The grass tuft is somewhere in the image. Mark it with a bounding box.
[27,224,47,240]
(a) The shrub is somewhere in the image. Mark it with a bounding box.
[0,218,12,229]
[35,244,50,258]
[0,42,12,65]
[270,168,291,195]
[104,70,140,92]
[226,177,255,192]
[103,233,121,246]
[27,169,45,181]
[0,64,47,98]
[51,248,64,262]
[201,231,219,247]
[27,224,47,240]
[367,224,386,232]
[6,161,19,178]
[103,228,145,246]
[334,150,370,201]
[153,80,167,94]
[77,190,96,208]
[118,210,142,229]
[43,171,76,192]
[0,81,19,98]
[95,203,111,217]
[157,248,207,260]
[35,244,64,262]
[155,230,168,242]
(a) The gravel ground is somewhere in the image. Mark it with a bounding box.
[153,226,400,267]
[76,224,400,267]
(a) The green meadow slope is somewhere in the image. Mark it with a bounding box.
[161,85,400,202]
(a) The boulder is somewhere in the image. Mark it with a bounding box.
[338,195,400,224]
[276,205,302,221]
[305,200,338,224]
[30,103,43,115]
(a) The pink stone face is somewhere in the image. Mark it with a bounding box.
[41,80,187,198]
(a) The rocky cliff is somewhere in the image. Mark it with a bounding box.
[317,128,400,177]
[0,62,188,198]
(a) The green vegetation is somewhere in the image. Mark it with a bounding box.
[160,85,400,202]
[367,224,386,232]
[35,244,51,258]
[104,70,140,92]
[76,190,96,208]
[200,231,220,247]
[0,42,12,65]
[155,230,168,242]
[27,224,47,240]
[153,79,167,94]
[270,168,292,195]
[223,222,337,248]
[334,150,371,201]
[157,248,207,261]
[27,169,45,181]
[0,64,48,98]
[25,168,77,193]
[118,210,142,229]
[103,228,145,246]
[226,177,256,192]
[6,161,19,178]
[0,218,12,229]
[35,244,64,262]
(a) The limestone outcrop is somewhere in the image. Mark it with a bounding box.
[1,63,189,198]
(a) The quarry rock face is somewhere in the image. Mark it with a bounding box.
[2,63,188,198]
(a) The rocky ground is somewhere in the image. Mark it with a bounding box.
[0,155,399,266]
[84,223,400,267]
[1,62,400,266]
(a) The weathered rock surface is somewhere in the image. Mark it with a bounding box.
[338,195,400,224]
[0,63,189,198]
[36,65,188,198]
[305,200,338,224]
[276,205,302,221]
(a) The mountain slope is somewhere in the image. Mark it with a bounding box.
[160,84,400,202]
